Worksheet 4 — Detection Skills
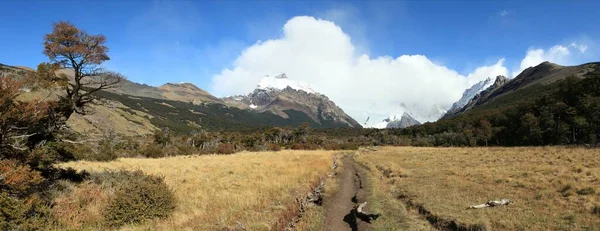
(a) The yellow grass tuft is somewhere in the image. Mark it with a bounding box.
[60,150,336,230]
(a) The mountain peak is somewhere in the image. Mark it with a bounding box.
[162,82,200,90]
[494,75,509,85]
[274,73,288,79]
[443,77,496,118]
[257,73,315,94]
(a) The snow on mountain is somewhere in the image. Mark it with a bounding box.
[363,104,421,129]
[386,112,421,128]
[446,77,494,114]
[222,72,361,128]
[365,112,421,129]
[257,73,316,94]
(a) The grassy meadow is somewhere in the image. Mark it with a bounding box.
[356,146,600,230]
[59,150,337,230]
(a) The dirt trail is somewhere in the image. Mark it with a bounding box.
[324,155,370,231]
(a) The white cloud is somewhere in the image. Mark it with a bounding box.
[499,10,510,17]
[211,16,508,125]
[570,42,588,53]
[512,42,589,77]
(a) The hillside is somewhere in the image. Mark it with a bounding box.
[406,61,600,146]
[452,62,598,116]
[1,64,358,137]
[159,82,222,104]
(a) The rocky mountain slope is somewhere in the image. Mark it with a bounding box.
[444,61,599,118]
[222,73,361,128]
[444,77,495,117]
[443,76,508,118]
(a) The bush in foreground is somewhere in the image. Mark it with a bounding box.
[217,143,235,154]
[101,170,176,227]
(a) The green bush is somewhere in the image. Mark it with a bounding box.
[42,142,117,162]
[0,192,53,230]
[176,145,195,156]
[102,170,175,227]
[339,142,359,150]
[95,143,119,162]
[64,143,95,161]
[576,187,596,195]
[141,143,166,158]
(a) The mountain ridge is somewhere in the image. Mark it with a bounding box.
[222,73,361,128]
[443,61,600,119]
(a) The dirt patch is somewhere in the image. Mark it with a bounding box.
[324,155,375,231]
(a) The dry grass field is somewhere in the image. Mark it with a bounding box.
[356,146,600,230]
[60,150,337,230]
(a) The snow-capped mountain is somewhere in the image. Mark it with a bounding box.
[363,105,422,129]
[222,73,361,128]
[257,73,316,94]
[443,75,509,119]
[366,113,421,129]
[446,77,494,115]
[386,113,421,128]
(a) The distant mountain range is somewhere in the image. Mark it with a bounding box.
[3,60,598,136]
[0,64,360,136]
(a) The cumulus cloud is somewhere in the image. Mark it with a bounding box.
[512,42,589,77]
[570,42,588,53]
[211,16,508,125]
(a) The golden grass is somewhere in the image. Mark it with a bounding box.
[295,157,344,231]
[357,159,435,231]
[60,150,336,230]
[356,146,600,230]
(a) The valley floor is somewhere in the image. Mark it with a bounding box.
[58,146,600,230]
[60,150,337,230]
[355,146,600,230]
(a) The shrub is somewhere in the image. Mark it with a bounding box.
[217,143,234,154]
[62,143,95,161]
[593,205,600,216]
[576,187,596,195]
[303,143,319,150]
[0,160,44,194]
[39,142,116,162]
[559,184,573,197]
[102,170,175,227]
[0,192,53,230]
[51,181,107,229]
[339,142,359,150]
[267,143,281,151]
[291,143,305,150]
[323,143,340,150]
[95,143,119,162]
[176,145,195,156]
[141,143,166,158]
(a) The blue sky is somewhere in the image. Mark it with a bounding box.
[0,1,598,124]
[1,1,598,88]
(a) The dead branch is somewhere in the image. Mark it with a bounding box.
[468,199,513,209]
